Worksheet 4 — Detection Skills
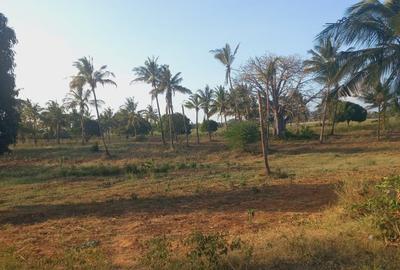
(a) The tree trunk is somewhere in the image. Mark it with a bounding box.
[378,104,381,141]
[330,98,338,136]
[320,95,328,144]
[182,105,189,146]
[92,88,111,157]
[196,109,200,144]
[80,113,85,145]
[228,71,240,122]
[273,110,285,138]
[168,104,174,149]
[56,122,60,144]
[207,113,211,142]
[155,94,166,145]
[257,90,271,176]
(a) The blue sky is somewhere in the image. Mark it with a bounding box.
[2,0,357,120]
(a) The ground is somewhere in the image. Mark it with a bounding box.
[1,121,400,269]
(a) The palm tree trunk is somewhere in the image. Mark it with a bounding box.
[257,90,271,176]
[56,122,60,144]
[320,95,328,144]
[167,103,174,149]
[228,71,240,122]
[80,112,85,145]
[155,94,166,145]
[92,88,111,157]
[378,104,381,141]
[207,114,211,141]
[182,105,189,146]
[196,109,200,144]
[330,98,338,136]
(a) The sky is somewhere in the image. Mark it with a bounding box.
[2,0,358,120]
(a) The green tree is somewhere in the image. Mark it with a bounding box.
[212,85,229,126]
[139,105,158,136]
[0,13,18,154]
[335,101,367,126]
[72,56,116,157]
[157,66,191,149]
[120,97,140,137]
[185,94,202,144]
[198,85,215,141]
[100,107,114,142]
[21,99,42,145]
[43,100,65,144]
[210,43,240,120]
[132,57,166,145]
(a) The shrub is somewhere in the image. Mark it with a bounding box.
[285,126,317,140]
[142,236,171,270]
[352,175,400,242]
[224,121,259,150]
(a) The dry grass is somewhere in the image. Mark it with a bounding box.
[1,128,400,269]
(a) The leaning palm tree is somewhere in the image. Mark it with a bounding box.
[132,57,166,145]
[212,85,229,126]
[157,66,191,148]
[318,0,400,109]
[185,93,202,144]
[210,43,240,119]
[63,76,92,144]
[72,56,116,157]
[198,85,215,141]
[304,38,343,143]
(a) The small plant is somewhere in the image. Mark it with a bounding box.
[142,236,171,270]
[90,142,100,152]
[247,208,255,223]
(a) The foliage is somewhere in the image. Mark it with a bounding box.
[285,126,317,140]
[200,120,218,133]
[224,121,259,150]
[161,113,191,137]
[142,236,171,270]
[0,13,18,154]
[335,101,367,125]
[352,175,400,243]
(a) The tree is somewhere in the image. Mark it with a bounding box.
[161,113,191,137]
[200,120,218,136]
[100,107,114,142]
[304,38,343,143]
[64,76,93,144]
[132,57,166,145]
[156,66,191,148]
[21,99,41,145]
[185,93,202,144]
[43,100,65,144]
[72,56,116,157]
[212,85,229,125]
[210,43,240,120]
[335,101,367,126]
[139,105,158,135]
[198,85,215,141]
[0,13,18,154]
[120,97,140,137]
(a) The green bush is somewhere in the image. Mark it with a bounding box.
[200,120,219,133]
[285,126,317,140]
[224,121,259,150]
[352,175,400,242]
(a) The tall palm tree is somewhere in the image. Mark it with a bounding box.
[210,43,240,119]
[72,56,116,157]
[63,76,93,144]
[318,0,400,108]
[22,99,41,145]
[304,38,343,143]
[44,100,65,144]
[185,93,201,144]
[212,85,229,126]
[198,85,215,141]
[132,57,166,145]
[157,66,191,148]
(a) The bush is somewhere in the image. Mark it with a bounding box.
[352,175,400,243]
[161,113,191,137]
[285,126,317,140]
[224,121,259,150]
[200,120,219,134]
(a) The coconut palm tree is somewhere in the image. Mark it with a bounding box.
[304,38,343,143]
[139,105,158,136]
[132,57,166,145]
[198,85,215,141]
[121,97,140,137]
[156,66,191,148]
[100,107,114,142]
[63,76,93,144]
[185,93,201,144]
[43,100,65,144]
[318,0,400,105]
[22,99,41,145]
[72,56,116,157]
[210,43,240,119]
[212,85,229,126]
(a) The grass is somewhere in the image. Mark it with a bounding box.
[1,125,400,269]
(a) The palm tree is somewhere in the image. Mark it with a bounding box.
[22,99,41,145]
[157,66,191,148]
[318,0,400,111]
[304,38,342,143]
[121,97,140,137]
[63,76,92,144]
[185,93,201,144]
[212,85,229,126]
[132,57,166,145]
[210,43,240,119]
[100,107,114,142]
[198,85,215,141]
[72,56,116,157]
[139,105,158,136]
[44,100,65,144]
